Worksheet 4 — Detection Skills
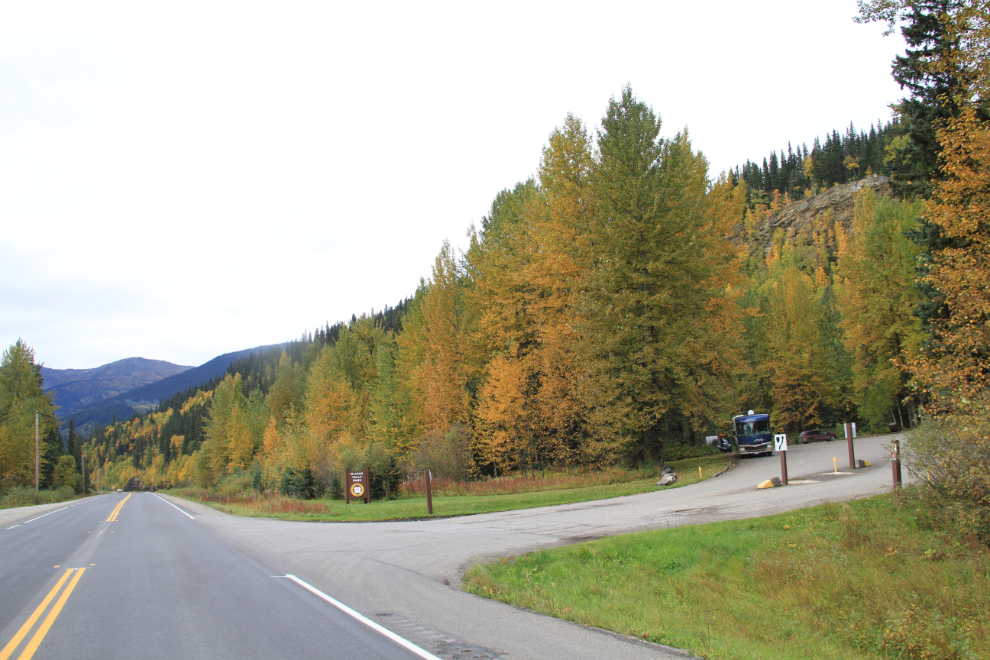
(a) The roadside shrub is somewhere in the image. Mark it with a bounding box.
[1,485,75,507]
[217,472,253,497]
[364,444,402,500]
[279,467,316,500]
[411,423,473,481]
[906,395,990,546]
[663,443,720,462]
[326,473,343,500]
[192,450,213,489]
[250,461,262,491]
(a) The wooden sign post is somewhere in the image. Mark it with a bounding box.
[424,470,433,515]
[845,422,856,469]
[345,469,371,504]
[890,440,902,489]
[774,433,788,486]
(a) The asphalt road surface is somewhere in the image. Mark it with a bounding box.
[0,492,437,660]
[1,433,906,659]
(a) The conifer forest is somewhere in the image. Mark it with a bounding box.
[2,0,987,502]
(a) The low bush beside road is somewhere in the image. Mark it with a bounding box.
[464,488,989,660]
[906,399,990,546]
[0,486,77,509]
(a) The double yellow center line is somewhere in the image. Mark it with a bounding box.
[106,492,131,522]
[2,494,130,659]
[0,568,85,660]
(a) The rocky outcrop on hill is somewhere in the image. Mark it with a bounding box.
[732,175,892,253]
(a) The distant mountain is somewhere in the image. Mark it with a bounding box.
[42,357,193,417]
[63,345,280,434]
[101,345,279,406]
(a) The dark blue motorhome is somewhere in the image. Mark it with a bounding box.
[733,412,773,456]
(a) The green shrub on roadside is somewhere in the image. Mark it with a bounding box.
[216,472,254,497]
[327,473,343,500]
[250,461,262,491]
[663,443,720,462]
[1,485,76,508]
[411,423,473,481]
[906,396,990,546]
[279,467,317,499]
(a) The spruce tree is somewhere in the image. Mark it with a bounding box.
[66,418,77,458]
[578,85,743,464]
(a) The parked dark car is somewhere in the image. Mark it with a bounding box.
[799,429,837,443]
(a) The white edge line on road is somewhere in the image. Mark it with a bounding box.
[283,574,442,660]
[23,505,73,523]
[152,494,196,519]
[4,493,108,526]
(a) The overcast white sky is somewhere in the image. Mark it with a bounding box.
[1,1,906,370]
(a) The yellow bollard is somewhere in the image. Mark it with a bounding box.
[833,457,838,473]
[699,466,703,480]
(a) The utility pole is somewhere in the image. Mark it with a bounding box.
[82,454,86,495]
[35,411,39,493]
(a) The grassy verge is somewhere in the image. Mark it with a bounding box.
[0,486,78,509]
[168,455,732,522]
[463,489,989,660]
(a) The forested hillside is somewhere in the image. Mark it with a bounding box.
[732,120,900,204]
[76,95,932,493]
[5,0,980,501]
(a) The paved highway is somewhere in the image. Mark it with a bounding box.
[0,492,437,660]
[1,433,905,659]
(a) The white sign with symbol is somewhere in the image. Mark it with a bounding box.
[774,434,788,452]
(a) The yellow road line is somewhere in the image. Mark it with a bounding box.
[105,500,122,522]
[17,568,85,660]
[106,494,126,521]
[107,493,132,522]
[0,570,74,660]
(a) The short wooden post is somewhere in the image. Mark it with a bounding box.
[891,440,902,489]
[424,470,433,515]
[845,422,856,470]
[774,434,788,486]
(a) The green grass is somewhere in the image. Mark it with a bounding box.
[0,486,78,509]
[168,455,732,522]
[464,489,990,660]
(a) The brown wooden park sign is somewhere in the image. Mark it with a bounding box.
[345,469,370,504]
